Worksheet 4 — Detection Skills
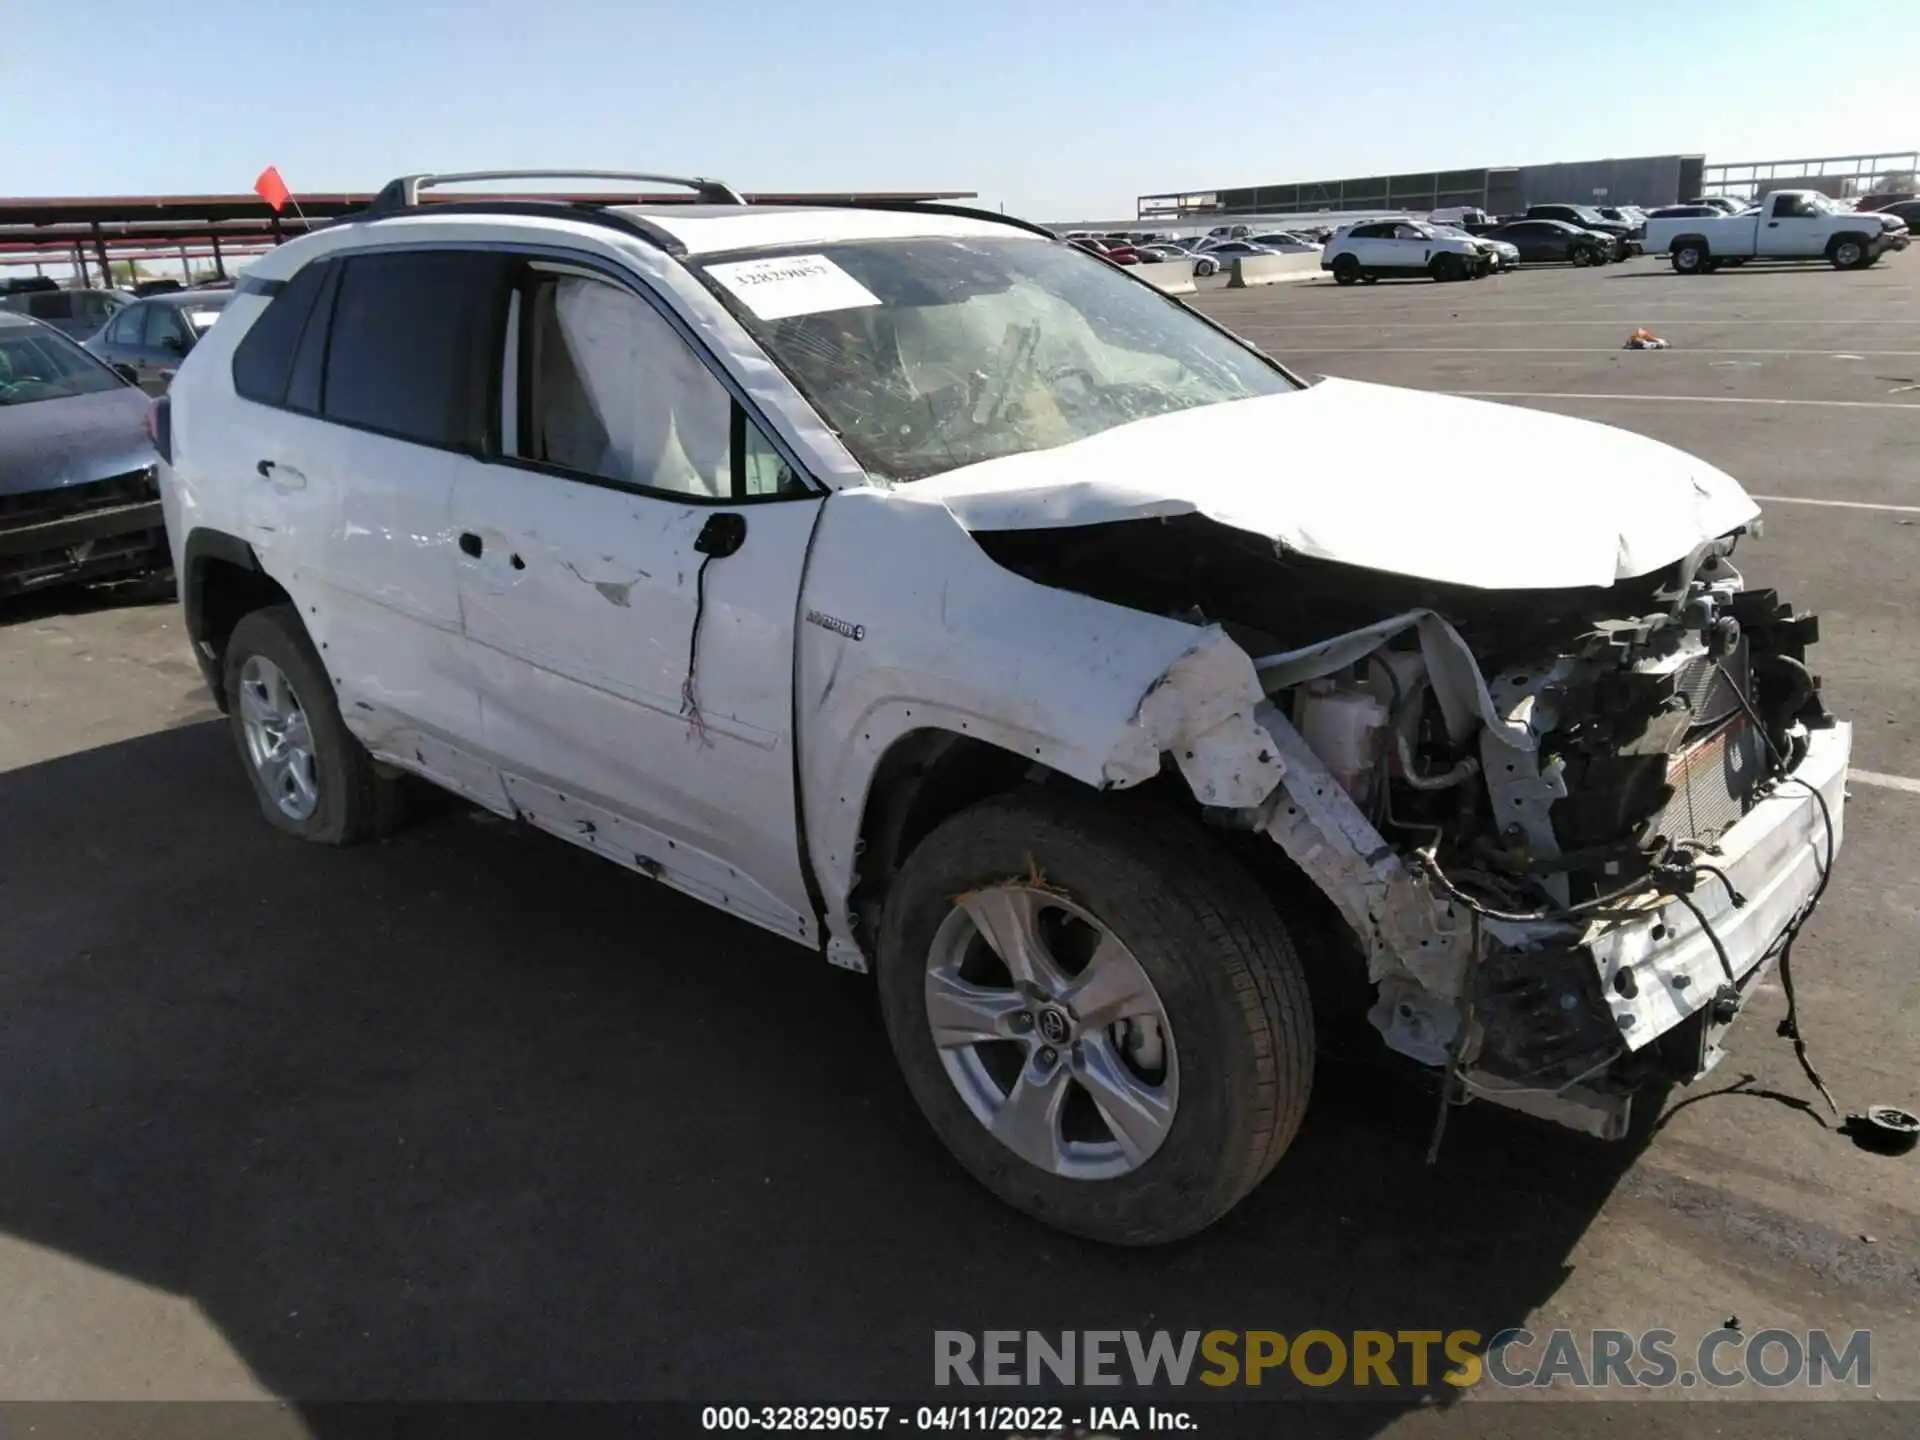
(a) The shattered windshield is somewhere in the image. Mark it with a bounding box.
[694,237,1296,482]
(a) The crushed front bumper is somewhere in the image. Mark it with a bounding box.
[1585,721,1849,1048]
[0,499,168,594]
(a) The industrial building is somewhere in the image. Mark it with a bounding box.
[1138,153,1706,220]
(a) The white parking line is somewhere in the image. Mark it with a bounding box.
[1283,348,1920,356]
[1852,770,1920,797]
[1752,494,1920,515]
[1448,391,1920,410]
[1229,318,1920,330]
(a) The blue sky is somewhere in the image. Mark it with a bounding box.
[3,0,1915,220]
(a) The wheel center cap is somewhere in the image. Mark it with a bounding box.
[1036,1006,1072,1046]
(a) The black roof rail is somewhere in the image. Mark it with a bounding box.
[364,169,743,215]
[770,196,1057,241]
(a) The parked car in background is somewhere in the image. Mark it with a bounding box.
[1597,205,1647,229]
[1322,220,1492,283]
[1245,232,1320,251]
[1875,198,1920,230]
[0,312,165,595]
[1430,224,1519,270]
[1647,189,1911,272]
[1525,203,1639,248]
[1854,191,1916,213]
[1428,206,1492,228]
[1481,218,1617,267]
[0,286,127,342]
[1685,196,1748,215]
[1192,239,1276,277]
[1647,204,1734,221]
[86,291,233,393]
[1204,223,1253,241]
[1137,245,1196,265]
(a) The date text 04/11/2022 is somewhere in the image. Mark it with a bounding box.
[699,1404,1197,1431]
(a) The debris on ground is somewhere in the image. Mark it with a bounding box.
[1624,328,1670,350]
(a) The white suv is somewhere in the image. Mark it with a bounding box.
[156,169,1850,1244]
[1322,218,1495,284]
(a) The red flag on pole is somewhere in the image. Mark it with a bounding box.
[254,165,292,213]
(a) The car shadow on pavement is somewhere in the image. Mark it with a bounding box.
[0,720,1650,1430]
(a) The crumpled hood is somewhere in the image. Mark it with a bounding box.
[0,386,155,496]
[905,378,1760,590]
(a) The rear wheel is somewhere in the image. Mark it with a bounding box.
[876,791,1314,1245]
[223,604,407,844]
[1331,254,1360,286]
[1671,242,1708,274]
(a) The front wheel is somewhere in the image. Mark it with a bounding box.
[1430,253,1464,282]
[877,792,1314,1246]
[1831,239,1867,269]
[1570,246,1595,267]
[1194,258,1218,278]
[223,604,407,844]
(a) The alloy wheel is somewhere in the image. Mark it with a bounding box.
[924,883,1178,1180]
[238,654,320,820]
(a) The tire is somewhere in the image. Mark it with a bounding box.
[1671,242,1708,274]
[1430,253,1464,282]
[1331,254,1360,286]
[1570,246,1594,267]
[1360,275,1379,284]
[223,603,407,845]
[1195,258,1218,278]
[1830,237,1868,270]
[876,790,1314,1246]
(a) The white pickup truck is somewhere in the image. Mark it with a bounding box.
[1645,189,1910,272]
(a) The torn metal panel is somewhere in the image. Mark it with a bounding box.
[1123,631,1284,806]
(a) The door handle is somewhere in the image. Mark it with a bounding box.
[254,459,307,491]
[458,531,484,558]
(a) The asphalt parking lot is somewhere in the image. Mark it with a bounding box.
[2,253,1917,1434]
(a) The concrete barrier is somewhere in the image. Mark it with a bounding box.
[1135,261,1197,295]
[1227,252,1324,288]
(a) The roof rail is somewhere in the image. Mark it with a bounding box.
[364,169,744,215]
[771,197,1057,242]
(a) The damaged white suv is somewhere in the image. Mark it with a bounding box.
[155,170,1850,1245]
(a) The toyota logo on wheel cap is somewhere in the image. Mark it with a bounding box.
[1036,1007,1071,1045]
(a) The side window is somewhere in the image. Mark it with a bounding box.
[323,251,509,450]
[1774,194,1814,218]
[283,262,341,414]
[518,272,732,499]
[106,307,144,345]
[232,260,333,405]
[741,417,800,498]
[143,306,188,349]
[1393,224,1424,240]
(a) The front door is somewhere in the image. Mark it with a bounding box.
[1763,193,1829,256]
[452,262,823,943]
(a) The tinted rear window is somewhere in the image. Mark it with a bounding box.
[322,251,508,450]
[231,261,333,405]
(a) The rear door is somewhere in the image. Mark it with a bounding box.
[226,249,505,807]
[137,304,192,393]
[449,259,824,942]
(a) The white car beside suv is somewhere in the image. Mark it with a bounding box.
[1321,219,1495,283]
[154,169,1850,1245]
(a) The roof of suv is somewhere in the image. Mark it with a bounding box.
[608,203,1031,256]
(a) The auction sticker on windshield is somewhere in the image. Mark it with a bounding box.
[706,254,882,321]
